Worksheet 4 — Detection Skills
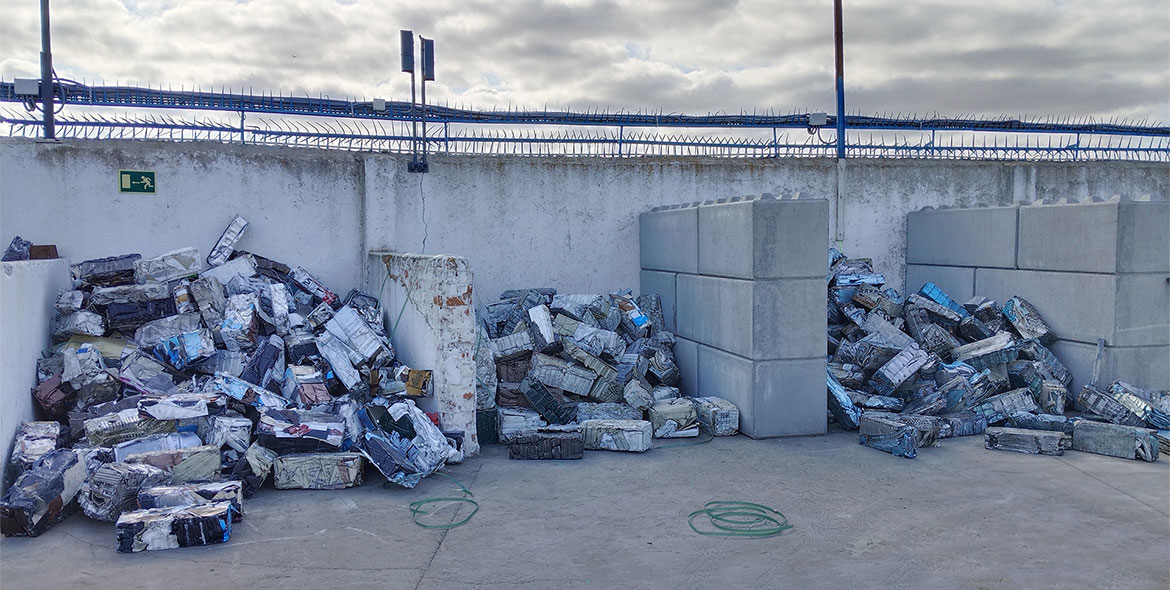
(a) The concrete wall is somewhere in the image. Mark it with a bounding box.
[5,139,1166,306]
[0,259,72,488]
[905,200,1170,393]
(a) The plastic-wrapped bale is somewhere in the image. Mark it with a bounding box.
[869,344,929,396]
[905,294,962,329]
[508,426,584,460]
[138,481,244,520]
[974,388,1039,424]
[952,332,1019,371]
[273,453,364,490]
[576,402,641,422]
[7,422,60,481]
[581,420,652,452]
[1077,385,1146,427]
[0,450,87,536]
[497,407,547,444]
[1072,421,1159,462]
[648,398,698,438]
[1001,296,1055,344]
[985,427,1071,456]
[939,413,988,437]
[918,282,968,318]
[72,253,140,287]
[125,445,221,484]
[85,408,176,447]
[255,408,345,453]
[858,421,917,458]
[134,311,200,347]
[116,501,237,553]
[477,409,499,445]
[1007,412,1076,435]
[826,371,862,430]
[848,390,905,412]
[861,412,941,448]
[113,432,203,462]
[520,379,577,424]
[79,462,170,521]
[206,215,249,266]
[692,397,739,436]
[355,401,456,489]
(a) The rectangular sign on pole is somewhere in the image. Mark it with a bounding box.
[119,170,156,194]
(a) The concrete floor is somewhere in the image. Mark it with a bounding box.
[1,429,1167,590]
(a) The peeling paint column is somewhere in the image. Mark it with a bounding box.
[372,252,479,455]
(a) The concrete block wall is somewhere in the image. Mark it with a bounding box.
[906,199,1170,393]
[641,195,829,438]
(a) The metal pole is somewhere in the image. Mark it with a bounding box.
[410,71,417,166]
[40,0,55,140]
[420,66,427,166]
[833,0,845,159]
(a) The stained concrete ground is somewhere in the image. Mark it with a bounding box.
[1,428,1167,590]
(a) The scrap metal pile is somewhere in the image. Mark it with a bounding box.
[826,248,1167,461]
[1,216,461,551]
[474,288,739,459]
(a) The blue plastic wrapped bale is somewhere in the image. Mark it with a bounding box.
[1106,381,1170,430]
[153,329,216,371]
[918,282,969,318]
[116,501,237,552]
[985,427,1071,456]
[1077,385,1146,427]
[1008,412,1076,434]
[952,332,1019,371]
[1001,296,1055,344]
[1072,420,1159,462]
[849,391,904,412]
[939,412,988,437]
[859,425,917,458]
[834,272,886,288]
[826,371,862,430]
[905,294,963,329]
[869,344,930,396]
[900,382,947,416]
[0,450,87,537]
[476,409,499,445]
[974,388,1039,424]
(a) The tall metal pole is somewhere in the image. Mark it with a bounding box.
[833,0,845,159]
[40,0,55,140]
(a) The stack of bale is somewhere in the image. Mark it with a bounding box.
[2,215,461,551]
[476,288,740,459]
[827,248,1166,461]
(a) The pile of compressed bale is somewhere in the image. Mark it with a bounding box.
[1,216,461,551]
[475,288,740,458]
[827,248,1167,461]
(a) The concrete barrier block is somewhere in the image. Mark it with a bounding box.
[1018,202,1169,273]
[975,268,1167,346]
[753,278,826,359]
[1050,340,1169,394]
[698,199,828,279]
[673,336,699,398]
[696,345,826,438]
[905,264,976,300]
[907,206,1018,268]
[639,270,677,332]
[639,208,698,273]
[675,274,753,357]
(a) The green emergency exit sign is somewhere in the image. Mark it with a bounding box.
[119,170,156,194]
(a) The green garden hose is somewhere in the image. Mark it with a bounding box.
[687,501,793,538]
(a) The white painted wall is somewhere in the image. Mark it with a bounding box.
[0,259,72,489]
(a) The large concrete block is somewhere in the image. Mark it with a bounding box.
[1050,340,1169,393]
[639,270,677,332]
[697,198,828,279]
[904,264,976,300]
[676,274,825,359]
[697,345,826,438]
[673,336,699,398]
[639,208,698,273]
[1018,202,1170,274]
[975,268,1168,346]
[906,206,1018,269]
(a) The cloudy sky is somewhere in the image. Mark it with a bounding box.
[1,0,1167,121]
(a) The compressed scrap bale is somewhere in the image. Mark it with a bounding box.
[520,379,577,425]
[116,501,237,553]
[508,427,584,460]
[576,402,641,422]
[124,445,221,484]
[113,432,203,462]
[692,397,740,436]
[561,338,618,382]
[827,372,862,430]
[1008,412,1076,435]
[134,247,203,284]
[255,408,345,453]
[1156,431,1170,456]
[623,378,654,411]
[497,407,547,444]
[85,408,176,447]
[1034,380,1068,416]
[984,427,1071,456]
[32,375,74,420]
[474,326,498,410]
[52,310,106,340]
[273,453,364,490]
[848,390,905,412]
[581,420,652,452]
[1077,385,1146,427]
[138,481,244,520]
[869,344,929,395]
[73,253,140,287]
[648,398,698,438]
[905,294,962,329]
[1103,382,1170,430]
[476,409,499,445]
[859,425,917,458]
[952,332,1019,371]
[587,378,625,403]
[918,282,968,318]
[1111,381,1170,415]
[1001,296,1055,344]
[8,422,60,480]
[79,462,171,521]
[973,388,1038,424]
[0,450,87,537]
[861,412,941,448]
[208,416,253,453]
[963,296,1005,333]
[1016,339,1072,387]
[489,330,535,362]
[206,215,249,266]
[355,401,455,489]
[828,362,867,389]
[529,353,597,397]
[209,373,288,410]
[939,413,988,437]
[1072,421,1159,462]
